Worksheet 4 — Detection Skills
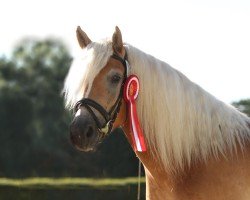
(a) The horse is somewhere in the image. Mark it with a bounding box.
[63,26,250,200]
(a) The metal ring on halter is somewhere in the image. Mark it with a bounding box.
[74,52,129,137]
[99,120,113,135]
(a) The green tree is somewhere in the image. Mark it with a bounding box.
[0,39,138,178]
[0,39,72,177]
[233,99,250,117]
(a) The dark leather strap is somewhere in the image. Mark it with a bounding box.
[111,54,127,68]
[75,98,110,128]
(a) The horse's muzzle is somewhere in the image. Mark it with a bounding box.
[69,111,99,152]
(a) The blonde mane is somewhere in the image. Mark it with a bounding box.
[64,39,250,173]
[127,44,250,172]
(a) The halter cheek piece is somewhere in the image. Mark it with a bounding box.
[74,52,129,138]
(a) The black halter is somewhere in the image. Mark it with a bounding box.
[74,52,128,137]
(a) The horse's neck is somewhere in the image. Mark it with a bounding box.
[122,121,181,199]
[122,107,250,200]
[144,146,250,200]
[138,138,250,200]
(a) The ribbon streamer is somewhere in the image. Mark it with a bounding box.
[123,75,146,152]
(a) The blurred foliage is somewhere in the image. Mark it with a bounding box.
[0,39,138,178]
[233,99,250,117]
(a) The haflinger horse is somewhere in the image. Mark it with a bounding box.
[64,26,250,200]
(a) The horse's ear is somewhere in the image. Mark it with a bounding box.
[112,26,124,54]
[76,26,92,49]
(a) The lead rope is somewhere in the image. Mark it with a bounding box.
[137,160,142,200]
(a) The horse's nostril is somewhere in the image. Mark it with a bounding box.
[86,126,94,138]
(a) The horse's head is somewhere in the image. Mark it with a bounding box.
[64,26,128,152]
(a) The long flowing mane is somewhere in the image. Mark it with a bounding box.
[126,44,250,172]
[64,39,250,173]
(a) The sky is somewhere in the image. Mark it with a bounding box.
[1,0,249,103]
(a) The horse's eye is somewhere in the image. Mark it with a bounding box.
[111,74,122,84]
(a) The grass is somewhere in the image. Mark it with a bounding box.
[0,177,146,189]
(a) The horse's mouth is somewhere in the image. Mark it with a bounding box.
[71,140,98,152]
[74,145,96,152]
[70,132,101,152]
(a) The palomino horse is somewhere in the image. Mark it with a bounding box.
[64,26,250,200]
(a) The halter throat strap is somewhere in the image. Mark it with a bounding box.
[74,52,128,137]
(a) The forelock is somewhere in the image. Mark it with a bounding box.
[63,39,113,109]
